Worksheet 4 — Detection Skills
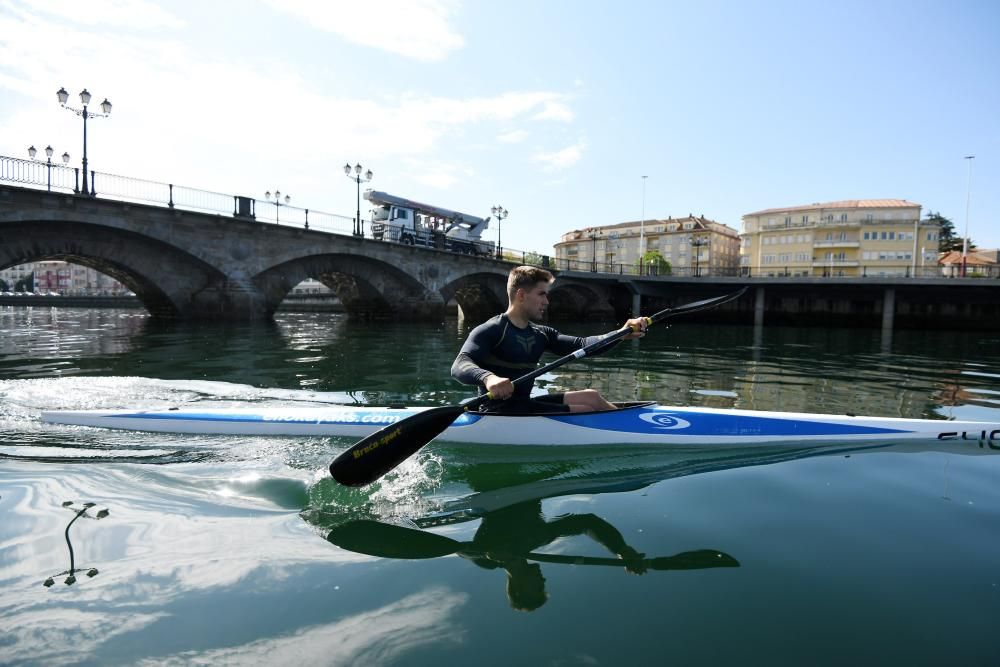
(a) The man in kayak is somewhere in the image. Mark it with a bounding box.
[451,265,647,413]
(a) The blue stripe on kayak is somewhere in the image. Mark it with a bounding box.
[546,409,911,437]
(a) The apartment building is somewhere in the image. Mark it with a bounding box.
[554,215,740,276]
[0,261,129,295]
[740,200,940,277]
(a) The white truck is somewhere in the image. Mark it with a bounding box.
[364,190,495,256]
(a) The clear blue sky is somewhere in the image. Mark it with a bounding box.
[2,0,997,253]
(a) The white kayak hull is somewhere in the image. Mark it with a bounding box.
[41,402,1000,448]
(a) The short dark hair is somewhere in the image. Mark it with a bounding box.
[507,265,554,301]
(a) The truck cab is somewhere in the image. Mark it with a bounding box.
[366,190,495,256]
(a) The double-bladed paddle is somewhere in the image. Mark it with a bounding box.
[330,287,747,486]
[326,519,740,570]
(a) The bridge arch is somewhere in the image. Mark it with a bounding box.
[0,221,228,318]
[254,253,445,319]
[439,271,508,322]
[548,280,617,320]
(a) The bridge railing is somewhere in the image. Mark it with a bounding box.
[539,257,995,279]
[0,155,79,192]
[0,154,360,236]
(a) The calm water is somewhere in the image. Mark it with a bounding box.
[2,306,999,666]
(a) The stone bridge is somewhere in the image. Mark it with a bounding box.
[5,184,997,330]
[0,185,621,321]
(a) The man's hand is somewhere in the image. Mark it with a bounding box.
[619,546,648,575]
[623,317,649,340]
[485,374,514,400]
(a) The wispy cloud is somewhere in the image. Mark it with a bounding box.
[265,0,465,62]
[0,1,578,203]
[407,159,474,189]
[497,129,529,144]
[532,100,575,122]
[532,139,587,171]
[26,0,185,28]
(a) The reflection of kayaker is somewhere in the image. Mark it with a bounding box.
[457,500,649,611]
[324,513,737,613]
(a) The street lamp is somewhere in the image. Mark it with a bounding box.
[344,163,373,236]
[589,230,599,272]
[690,236,709,277]
[639,175,648,272]
[962,155,974,277]
[28,144,70,192]
[491,205,508,259]
[57,87,111,196]
[264,190,290,224]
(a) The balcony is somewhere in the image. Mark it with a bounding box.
[812,260,859,268]
[814,240,860,248]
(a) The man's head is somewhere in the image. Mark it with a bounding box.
[506,266,555,321]
[507,266,554,302]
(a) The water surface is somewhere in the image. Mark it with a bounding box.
[1,306,999,665]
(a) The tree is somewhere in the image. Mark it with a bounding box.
[926,211,974,253]
[638,250,671,276]
[523,251,549,267]
[14,272,33,293]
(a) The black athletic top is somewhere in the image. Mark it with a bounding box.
[451,314,613,400]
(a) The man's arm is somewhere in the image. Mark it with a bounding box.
[542,317,648,356]
[451,321,512,397]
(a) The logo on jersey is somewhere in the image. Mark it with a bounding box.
[516,335,536,354]
[638,412,692,430]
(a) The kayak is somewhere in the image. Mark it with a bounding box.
[41,401,1000,447]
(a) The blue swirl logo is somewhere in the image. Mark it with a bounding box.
[638,412,692,430]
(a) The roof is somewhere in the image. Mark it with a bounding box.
[568,214,734,236]
[938,249,1000,266]
[745,199,921,217]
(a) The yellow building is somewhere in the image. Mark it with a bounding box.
[554,215,740,276]
[740,200,940,277]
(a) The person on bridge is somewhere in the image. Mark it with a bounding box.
[451,265,647,414]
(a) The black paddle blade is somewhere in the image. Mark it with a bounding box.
[648,549,740,570]
[329,404,466,486]
[326,519,462,559]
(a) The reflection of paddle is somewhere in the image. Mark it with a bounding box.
[330,288,747,487]
[326,519,739,570]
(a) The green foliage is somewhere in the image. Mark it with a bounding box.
[638,251,671,275]
[524,251,549,267]
[926,211,974,253]
[14,272,33,293]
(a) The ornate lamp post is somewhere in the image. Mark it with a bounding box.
[491,205,508,259]
[264,189,290,223]
[57,87,111,196]
[589,230,599,272]
[690,236,709,277]
[28,145,70,192]
[344,163,373,236]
